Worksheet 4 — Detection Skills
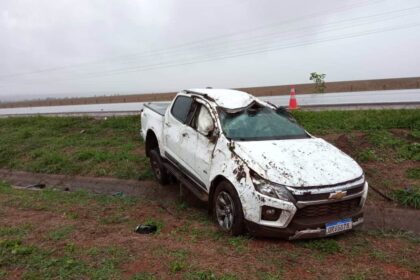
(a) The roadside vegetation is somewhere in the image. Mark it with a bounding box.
[292,109,419,134]
[0,109,419,278]
[0,109,418,208]
[0,116,152,180]
[0,181,419,279]
[393,187,420,209]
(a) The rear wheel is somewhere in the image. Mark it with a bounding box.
[149,149,170,185]
[213,181,244,236]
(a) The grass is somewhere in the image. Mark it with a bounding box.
[366,229,420,245]
[0,181,419,279]
[392,186,420,209]
[228,236,250,253]
[367,130,420,161]
[0,184,139,278]
[344,272,368,280]
[131,272,156,280]
[48,225,75,241]
[0,110,418,181]
[0,238,129,279]
[185,270,218,280]
[0,181,139,225]
[0,224,31,238]
[406,168,420,179]
[292,109,420,134]
[256,271,283,280]
[0,110,419,277]
[168,249,189,273]
[301,238,341,255]
[0,116,153,180]
[169,260,187,273]
[184,271,238,280]
[0,111,418,211]
[357,149,382,162]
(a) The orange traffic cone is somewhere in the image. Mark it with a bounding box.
[288,85,298,110]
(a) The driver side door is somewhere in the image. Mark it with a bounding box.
[192,103,218,187]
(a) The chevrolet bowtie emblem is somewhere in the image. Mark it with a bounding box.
[329,191,347,200]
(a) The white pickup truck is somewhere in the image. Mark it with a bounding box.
[140,88,368,239]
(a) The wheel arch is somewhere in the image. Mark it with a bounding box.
[208,175,234,213]
[145,129,159,157]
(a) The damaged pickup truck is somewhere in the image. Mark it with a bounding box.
[140,89,368,239]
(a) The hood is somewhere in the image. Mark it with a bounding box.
[234,138,363,187]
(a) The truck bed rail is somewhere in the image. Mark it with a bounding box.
[144,102,171,116]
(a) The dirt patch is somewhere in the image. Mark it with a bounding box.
[1,180,419,279]
[322,132,370,155]
[381,264,419,280]
[0,168,178,200]
[133,146,146,156]
[123,258,168,279]
[1,168,419,234]
[321,131,419,204]
[363,206,420,233]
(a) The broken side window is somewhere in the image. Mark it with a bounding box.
[171,96,193,124]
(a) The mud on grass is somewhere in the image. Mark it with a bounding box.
[0,182,419,279]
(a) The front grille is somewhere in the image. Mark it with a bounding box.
[293,184,364,201]
[295,198,361,218]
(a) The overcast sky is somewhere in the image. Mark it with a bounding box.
[1,0,420,101]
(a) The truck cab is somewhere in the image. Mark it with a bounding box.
[141,89,368,239]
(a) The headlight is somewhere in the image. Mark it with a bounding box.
[251,171,294,202]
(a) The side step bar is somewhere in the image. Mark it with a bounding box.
[163,162,209,202]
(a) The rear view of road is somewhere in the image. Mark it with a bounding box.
[0,89,419,116]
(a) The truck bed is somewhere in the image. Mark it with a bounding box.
[143,102,171,116]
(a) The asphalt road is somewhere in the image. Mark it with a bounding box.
[0,89,419,116]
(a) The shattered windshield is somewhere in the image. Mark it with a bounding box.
[219,104,309,141]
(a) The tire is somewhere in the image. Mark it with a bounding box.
[213,180,244,236]
[149,149,170,185]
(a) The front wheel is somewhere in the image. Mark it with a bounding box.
[213,181,244,236]
[149,149,170,185]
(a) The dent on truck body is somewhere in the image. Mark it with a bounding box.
[141,88,368,238]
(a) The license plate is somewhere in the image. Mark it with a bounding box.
[325,218,352,235]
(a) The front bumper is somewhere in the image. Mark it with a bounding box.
[246,212,364,240]
[240,180,368,239]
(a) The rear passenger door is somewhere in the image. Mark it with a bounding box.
[164,95,205,183]
[164,95,194,164]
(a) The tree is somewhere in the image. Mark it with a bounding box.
[309,72,326,93]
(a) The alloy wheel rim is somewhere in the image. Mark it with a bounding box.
[215,191,235,230]
[151,158,161,179]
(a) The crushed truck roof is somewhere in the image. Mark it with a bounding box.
[186,88,255,110]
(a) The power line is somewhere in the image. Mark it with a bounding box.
[0,0,384,79]
[83,23,420,77]
[79,7,420,77]
[2,6,418,85]
[2,19,418,90]
[85,3,415,70]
